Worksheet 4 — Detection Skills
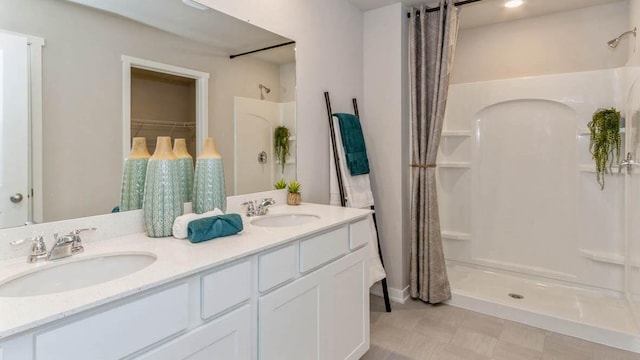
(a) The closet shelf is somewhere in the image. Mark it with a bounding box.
[442,130,472,137]
[131,118,196,129]
[441,231,471,241]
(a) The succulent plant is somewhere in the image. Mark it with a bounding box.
[287,180,301,194]
[274,179,287,190]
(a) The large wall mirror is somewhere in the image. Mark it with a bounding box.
[0,0,296,229]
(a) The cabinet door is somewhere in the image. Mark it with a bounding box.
[138,305,251,360]
[326,248,369,360]
[259,269,323,360]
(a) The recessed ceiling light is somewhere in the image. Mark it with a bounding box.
[182,0,209,11]
[504,0,523,8]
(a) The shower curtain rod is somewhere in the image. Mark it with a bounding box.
[229,41,295,59]
[407,0,483,18]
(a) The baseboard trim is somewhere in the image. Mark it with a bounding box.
[370,283,410,304]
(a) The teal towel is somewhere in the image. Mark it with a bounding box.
[187,214,243,243]
[333,113,370,175]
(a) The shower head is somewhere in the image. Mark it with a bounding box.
[608,27,637,48]
[259,84,271,100]
[259,84,271,93]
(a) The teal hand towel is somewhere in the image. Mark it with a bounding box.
[187,214,243,243]
[333,113,370,175]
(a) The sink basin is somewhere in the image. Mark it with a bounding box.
[251,214,320,228]
[0,252,157,297]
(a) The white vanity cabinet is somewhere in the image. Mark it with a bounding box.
[258,222,370,360]
[0,215,371,360]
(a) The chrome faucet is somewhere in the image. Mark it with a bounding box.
[10,228,96,263]
[242,198,275,217]
[48,228,95,261]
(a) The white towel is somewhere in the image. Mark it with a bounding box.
[329,115,386,287]
[172,208,224,239]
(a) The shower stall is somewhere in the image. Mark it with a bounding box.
[438,67,640,351]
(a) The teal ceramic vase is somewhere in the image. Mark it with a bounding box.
[173,138,194,203]
[120,137,151,211]
[143,136,183,237]
[193,138,226,213]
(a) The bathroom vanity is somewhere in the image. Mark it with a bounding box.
[0,203,371,360]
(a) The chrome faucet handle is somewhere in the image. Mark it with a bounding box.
[242,201,257,216]
[68,227,94,254]
[28,236,48,263]
[9,235,47,263]
[73,227,97,235]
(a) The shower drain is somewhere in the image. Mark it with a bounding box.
[508,293,524,299]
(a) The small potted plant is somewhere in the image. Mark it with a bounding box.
[287,180,301,205]
[274,179,287,190]
[588,107,622,190]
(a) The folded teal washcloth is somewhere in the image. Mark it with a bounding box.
[333,113,370,175]
[187,214,243,243]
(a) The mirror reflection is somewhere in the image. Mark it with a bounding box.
[0,0,296,229]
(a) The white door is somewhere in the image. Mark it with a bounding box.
[0,32,29,228]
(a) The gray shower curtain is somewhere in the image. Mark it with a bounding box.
[409,0,459,303]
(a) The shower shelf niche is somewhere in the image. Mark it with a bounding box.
[441,231,471,241]
[578,164,623,173]
[437,162,471,168]
[577,128,625,136]
[579,249,625,266]
[442,130,472,137]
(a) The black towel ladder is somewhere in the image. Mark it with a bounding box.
[324,91,392,313]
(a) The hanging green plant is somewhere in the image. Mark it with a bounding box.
[588,107,622,190]
[274,125,290,173]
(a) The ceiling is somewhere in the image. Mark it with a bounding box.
[65,0,295,64]
[348,0,623,29]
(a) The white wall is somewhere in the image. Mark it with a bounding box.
[452,1,629,84]
[198,0,364,204]
[363,3,409,298]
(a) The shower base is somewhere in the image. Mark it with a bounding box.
[446,262,640,353]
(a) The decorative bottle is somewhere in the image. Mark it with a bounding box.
[193,137,226,213]
[173,138,194,203]
[119,137,151,211]
[143,136,183,237]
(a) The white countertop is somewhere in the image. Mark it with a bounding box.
[0,203,370,339]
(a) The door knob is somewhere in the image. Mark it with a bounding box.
[10,193,23,203]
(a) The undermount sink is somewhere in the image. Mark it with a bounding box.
[0,252,157,297]
[250,214,320,228]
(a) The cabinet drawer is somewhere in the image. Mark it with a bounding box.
[259,244,297,292]
[35,283,189,360]
[201,260,251,319]
[349,218,370,250]
[299,226,349,273]
[139,304,251,360]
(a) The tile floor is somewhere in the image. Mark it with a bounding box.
[362,295,640,360]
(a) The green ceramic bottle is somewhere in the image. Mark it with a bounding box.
[193,137,226,213]
[120,137,151,211]
[143,136,183,237]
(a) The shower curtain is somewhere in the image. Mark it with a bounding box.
[409,0,459,303]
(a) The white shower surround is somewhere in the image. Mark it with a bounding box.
[439,67,640,351]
